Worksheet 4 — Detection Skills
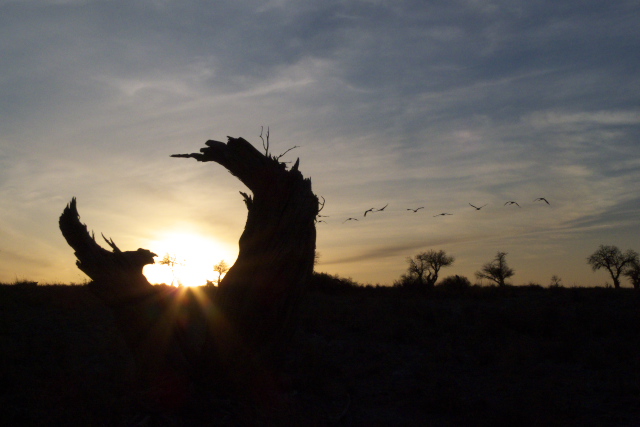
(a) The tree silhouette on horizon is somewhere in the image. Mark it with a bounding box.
[399,249,455,288]
[475,251,515,287]
[587,244,639,289]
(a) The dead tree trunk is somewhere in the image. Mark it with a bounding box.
[59,136,319,404]
[172,136,319,385]
[59,197,157,302]
[59,199,198,406]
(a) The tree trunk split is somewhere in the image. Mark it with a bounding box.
[171,136,319,357]
[59,136,320,402]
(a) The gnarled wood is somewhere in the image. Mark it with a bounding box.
[59,197,156,302]
[172,136,319,363]
[59,136,319,406]
[59,198,198,407]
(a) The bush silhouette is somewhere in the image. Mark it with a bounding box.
[396,250,455,289]
[475,251,515,287]
[623,260,640,289]
[308,272,361,292]
[436,275,472,292]
[587,244,639,288]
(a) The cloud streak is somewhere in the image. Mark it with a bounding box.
[1,0,639,286]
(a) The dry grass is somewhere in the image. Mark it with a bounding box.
[1,280,640,425]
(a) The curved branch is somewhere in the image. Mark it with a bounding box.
[173,136,319,356]
[56,135,319,405]
[59,197,156,299]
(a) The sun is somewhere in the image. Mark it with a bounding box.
[143,231,236,287]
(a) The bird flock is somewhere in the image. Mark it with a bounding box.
[322,198,551,224]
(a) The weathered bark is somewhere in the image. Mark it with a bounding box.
[59,198,198,407]
[172,136,319,377]
[59,136,319,405]
[59,198,157,302]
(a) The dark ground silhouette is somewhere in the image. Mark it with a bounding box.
[1,280,640,425]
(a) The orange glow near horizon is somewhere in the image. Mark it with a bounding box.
[143,231,236,287]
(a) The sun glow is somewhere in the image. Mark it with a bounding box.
[143,232,236,287]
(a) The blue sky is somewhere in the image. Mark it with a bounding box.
[1,0,639,286]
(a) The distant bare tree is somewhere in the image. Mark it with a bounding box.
[623,260,640,289]
[587,245,639,289]
[400,250,455,288]
[549,275,563,288]
[475,251,515,287]
[213,260,229,286]
[160,253,182,286]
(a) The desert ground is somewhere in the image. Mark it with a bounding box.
[1,277,640,426]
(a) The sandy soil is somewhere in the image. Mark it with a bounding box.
[1,284,639,425]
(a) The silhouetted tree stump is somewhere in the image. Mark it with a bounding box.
[172,136,319,392]
[59,199,197,407]
[59,197,157,302]
[59,136,319,409]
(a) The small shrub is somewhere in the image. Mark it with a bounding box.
[308,272,361,292]
[523,282,544,290]
[13,280,38,288]
[393,274,422,289]
[436,275,472,292]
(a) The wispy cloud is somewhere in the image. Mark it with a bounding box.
[1,0,639,285]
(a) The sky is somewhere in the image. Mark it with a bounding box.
[1,0,639,287]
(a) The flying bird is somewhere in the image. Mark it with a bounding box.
[365,203,390,216]
[469,203,487,210]
[534,197,550,205]
[343,217,359,223]
[407,207,424,212]
[433,213,453,217]
[504,201,520,207]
